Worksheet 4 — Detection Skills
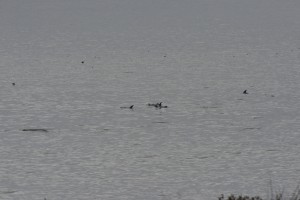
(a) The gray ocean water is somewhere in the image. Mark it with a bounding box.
[1,0,300,200]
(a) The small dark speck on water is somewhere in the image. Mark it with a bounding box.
[81,61,85,64]
[12,82,16,86]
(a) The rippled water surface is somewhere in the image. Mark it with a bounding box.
[1,0,300,199]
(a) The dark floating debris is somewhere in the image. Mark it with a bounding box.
[81,61,85,64]
[147,102,168,109]
[1,190,17,194]
[12,82,16,86]
[120,105,134,109]
[22,129,48,132]
[240,127,261,131]
[243,90,248,94]
[152,121,168,124]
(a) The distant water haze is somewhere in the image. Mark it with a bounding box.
[1,0,300,200]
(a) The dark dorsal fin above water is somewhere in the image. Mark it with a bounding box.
[120,105,134,109]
